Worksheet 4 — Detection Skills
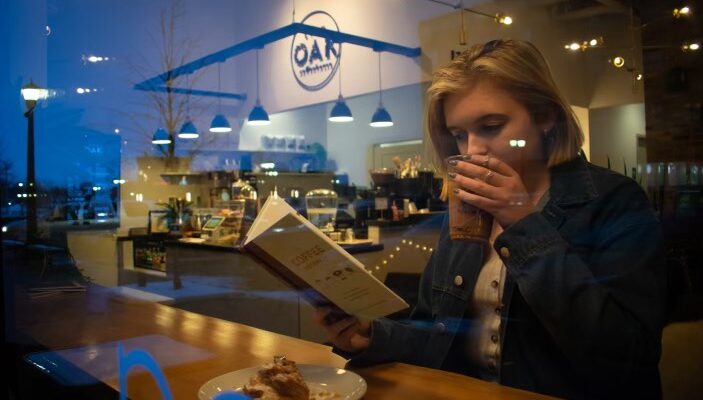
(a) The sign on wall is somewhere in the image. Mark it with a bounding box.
[290,11,341,91]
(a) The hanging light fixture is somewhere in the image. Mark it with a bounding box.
[247,49,271,126]
[178,74,199,139]
[152,128,171,144]
[673,6,691,18]
[609,56,626,68]
[210,62,232,133]
[329,57,353,122]
[370,52,393,128]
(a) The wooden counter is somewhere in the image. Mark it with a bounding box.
[14,285,553,400]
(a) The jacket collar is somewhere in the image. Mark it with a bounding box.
[549,155,598,206]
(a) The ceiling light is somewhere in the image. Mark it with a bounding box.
[178,120,199,139]
[673,6,691,18]
[568,42,581,51]
[247,49,271,126]
[152,128,171,144]
[683,42,700,51]
[210,114,232,132]
[329,95,354,122]
[248,101,271,126]
[495,14,513,25]
[610,56,625,68]
[329,59,353,122]
[370,52,393,128]
[209,63,232,133]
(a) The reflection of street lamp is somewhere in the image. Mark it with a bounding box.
[21,80,48,243]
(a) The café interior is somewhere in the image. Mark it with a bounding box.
[2,0,702,398]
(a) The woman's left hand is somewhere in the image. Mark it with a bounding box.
[448,154,536,228]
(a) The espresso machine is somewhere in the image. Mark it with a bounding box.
[369,169,397,220]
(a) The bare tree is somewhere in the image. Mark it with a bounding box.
[0,136,14,210]
[125,0,216,165]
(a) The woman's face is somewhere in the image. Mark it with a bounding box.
[443,80,552,172]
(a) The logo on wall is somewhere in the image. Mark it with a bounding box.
[290,11,341,91]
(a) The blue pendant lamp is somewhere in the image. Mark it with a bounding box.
[178,74,200,139]
[370,52,393,127]
[247,49,271,126]
[329,59,353,122]
[210,62,232,133]
[178,120,199,139]
[152,128,171,144]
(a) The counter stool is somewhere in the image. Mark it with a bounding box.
[28,244,76,280]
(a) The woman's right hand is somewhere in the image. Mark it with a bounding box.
[314,307,371,354]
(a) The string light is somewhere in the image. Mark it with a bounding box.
[369,239,435,275]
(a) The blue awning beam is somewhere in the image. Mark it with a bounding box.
[134,22,422,101]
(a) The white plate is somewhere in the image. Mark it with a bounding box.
[198,364,367,400]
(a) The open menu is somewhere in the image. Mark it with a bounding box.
[242,196,408,320]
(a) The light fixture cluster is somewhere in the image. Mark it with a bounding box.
[673,6,692,18]
[366,238,434,274]
[153,63,233,144]
[369,52,393,128]
[607,56,644,82]
[564,37,603,51]
[494,13,513,25]
[682,42,701,51]
[459,7,514,26]
[246,49,394,128]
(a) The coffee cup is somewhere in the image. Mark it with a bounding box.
[445,155,493,242]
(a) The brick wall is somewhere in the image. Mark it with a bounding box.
[641,0,703,162]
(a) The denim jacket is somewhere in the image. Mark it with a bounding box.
[339,156,667,399]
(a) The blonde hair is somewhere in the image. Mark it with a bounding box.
[427,39,583,182]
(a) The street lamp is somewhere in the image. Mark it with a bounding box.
[21,80,48,243]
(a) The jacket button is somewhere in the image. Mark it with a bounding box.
[435,322,446,333]
[499,247,510,258]
[453,275,463,286]
[491,280,499,288]
[491,334,498,343]
[495,307,502,315]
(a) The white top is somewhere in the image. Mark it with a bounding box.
[466,236,506,382]
[465,191,551,382]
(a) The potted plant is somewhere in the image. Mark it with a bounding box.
[156,197,192,234]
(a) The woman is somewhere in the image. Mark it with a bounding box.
[316,40,666,399]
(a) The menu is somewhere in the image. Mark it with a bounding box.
[242,196,408,320]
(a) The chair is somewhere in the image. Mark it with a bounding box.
[659,319,703,399]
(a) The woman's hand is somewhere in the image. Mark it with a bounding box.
[314,307,371,354]
[448,154,536,228]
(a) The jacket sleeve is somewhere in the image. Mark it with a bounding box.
[494,181,666,383]
[333,220,450,366]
